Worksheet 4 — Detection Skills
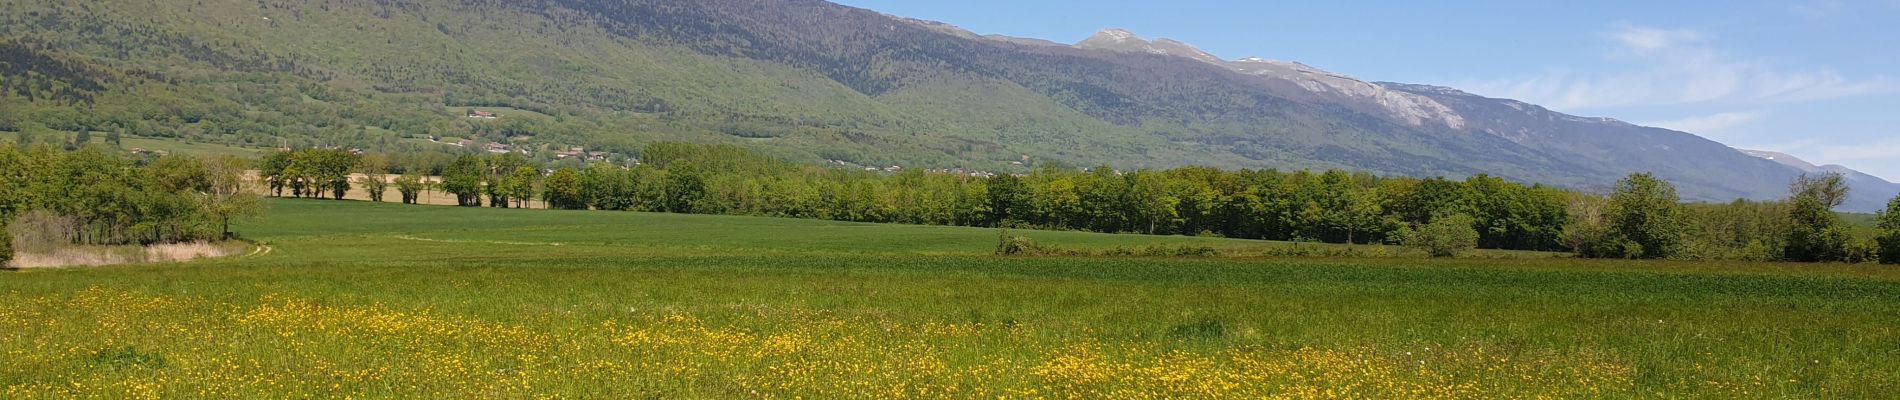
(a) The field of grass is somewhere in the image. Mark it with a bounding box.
[463,106,557,120]
[3,199,1899,398]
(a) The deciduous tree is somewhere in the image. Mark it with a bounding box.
[441,155,485,207]
[395,174,424,205]
[1785,173,1850,262]
[357,154,390,203]
[1876,195,1899,264]
[544,168,586,210]
[1600,173,1684,259]
[203,156,265,239]
[502,166,535,208]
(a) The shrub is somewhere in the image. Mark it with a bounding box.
[1138,244,1219,257]
[0,224,12,266]
[1786,222,1851,263]
[1359,246,1393,258]
[994,229,1053,256]
[1843,238,1880,264]
[1880,235,1900,266]
[1740,240,1780,262]
[1403,214,1480,258]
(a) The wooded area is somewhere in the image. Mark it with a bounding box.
[0,144,265,265]
[3,140,1896,266]
[260,142,1900,264]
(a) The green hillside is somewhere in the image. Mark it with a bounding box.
[0,0,1553,173]
[0,131,262,157]
[1,0,1877,210]
[0,0,1212,171]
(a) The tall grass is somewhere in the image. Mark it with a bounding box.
[4,242,243,269]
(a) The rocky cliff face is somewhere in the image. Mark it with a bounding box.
[1076,29,1465,130]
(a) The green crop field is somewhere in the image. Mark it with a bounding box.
[3,199,1898,398]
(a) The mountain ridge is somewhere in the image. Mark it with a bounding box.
[1743,149,1900,202]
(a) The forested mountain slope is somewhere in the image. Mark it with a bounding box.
[1,0,1890,210]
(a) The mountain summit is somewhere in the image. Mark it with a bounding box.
[1076,29,1223,63]
[1077,28,1141,46]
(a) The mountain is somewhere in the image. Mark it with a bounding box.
[0,0,1891,210]
[1074,30,1455,131]
[1743,150,1900,206]
[1044,27,1897,210]
[1075,29,1225,64]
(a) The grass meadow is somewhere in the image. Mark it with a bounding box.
[3,199,1898,398]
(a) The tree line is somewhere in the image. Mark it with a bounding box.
[0,144,265,264]
[300,142,1899,264]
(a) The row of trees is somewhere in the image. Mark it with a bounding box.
[0,144,265,264]
[502,143,1572,250]
[1567,172,1899,263]
[439,153,541,208]
[284,143,1899,264]
[259,149,548,209]
[258,149,361,200]
[14,141,1878,267]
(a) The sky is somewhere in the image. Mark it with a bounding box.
[831,0,1900,180]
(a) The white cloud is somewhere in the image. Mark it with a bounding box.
[1791,0,1845,18]
[1810,142,1900,181]
[1460,24,1897,111]
[1809,141,1900,163]
[1749,69,1895,102]
[1604,25,1702,53]
[1643,111,1764,137]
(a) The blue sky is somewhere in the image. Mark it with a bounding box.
[833,0,1900,180]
